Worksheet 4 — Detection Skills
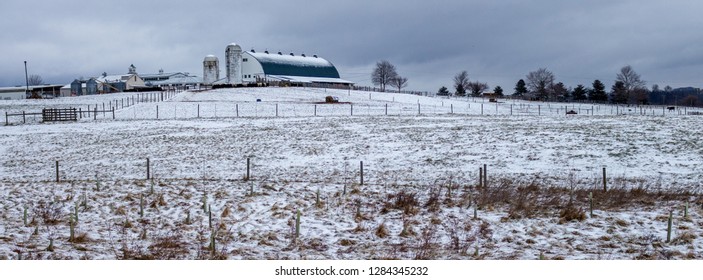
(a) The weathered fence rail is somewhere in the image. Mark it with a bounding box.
[42,108,78,122]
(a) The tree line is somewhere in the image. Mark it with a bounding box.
[372,61,701,106]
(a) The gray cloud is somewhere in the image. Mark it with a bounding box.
[1,0,702,91]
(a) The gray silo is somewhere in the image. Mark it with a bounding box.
[225,43,243,85]
[203,55,219,85]
[86,78,98,95]
[70,79,83,96]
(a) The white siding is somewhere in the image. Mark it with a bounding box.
[0,91,25,100]
[241,52,265,84]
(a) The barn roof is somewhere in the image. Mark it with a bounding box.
[247,51,341,78]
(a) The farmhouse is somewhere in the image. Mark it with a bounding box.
[209,43,353,88]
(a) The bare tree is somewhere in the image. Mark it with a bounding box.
[526,68,555,100]
[616,65,646,104]
[616,65,645,92]
[28,74,43,86]
[390,76,408,93]
[371,60,398,92]
[453,71,470,96]
[468,81,488,96]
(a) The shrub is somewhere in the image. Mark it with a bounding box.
[559,204,586,222]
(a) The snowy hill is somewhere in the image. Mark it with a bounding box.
[0,87,701,260]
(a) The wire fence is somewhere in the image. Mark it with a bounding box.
[4,156,689,195]
[4,90,703,125]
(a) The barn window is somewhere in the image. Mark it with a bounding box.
[243,58,248,62]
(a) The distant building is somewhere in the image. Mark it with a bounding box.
[60,65,146,96]
[209,43,353,88]
[0,85,63,100]
[141,69,201,88]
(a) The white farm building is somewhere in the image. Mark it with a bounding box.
[206,43,353,88]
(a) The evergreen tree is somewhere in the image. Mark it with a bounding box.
[589,80,608,102]
[572,84,588,101]
[494,86,504,96]
[437,86,450,96]
[551,82,569,101]
[514,79,528,96]
[611,81,628,104]
[455,84,466,96]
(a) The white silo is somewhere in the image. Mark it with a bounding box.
[225,43,243,85]
[203,55,219,85]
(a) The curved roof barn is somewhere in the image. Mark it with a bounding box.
[247,52,341,78]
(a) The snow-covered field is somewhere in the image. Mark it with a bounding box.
[1,87,702,260]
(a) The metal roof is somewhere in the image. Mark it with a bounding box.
[0,84,64,93]
[266,75,353,84]
[247,52,341,78]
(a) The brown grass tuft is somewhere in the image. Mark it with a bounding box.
[375,223,389,238]
[559,204,586,223]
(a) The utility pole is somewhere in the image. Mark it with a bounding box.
[24,61,30,98]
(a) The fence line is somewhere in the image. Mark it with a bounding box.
[3,90,179,125]
[111,102,701,120]
[4,91,703,125]
[3,157,680,194]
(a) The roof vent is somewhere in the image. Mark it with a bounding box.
[301,54,306,57]
[313,55,318,58]
[264,50,269,54]
[290,53,294,56]
[251,49,255,53]
[277,52,282,55]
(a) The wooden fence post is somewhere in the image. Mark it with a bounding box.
[236,104,239,117]
[112,108,115,119]
[666,210,673,242]
[22,111,26,123]
[479,167,483,188]
[5,112,8,125]
[276,104,278,117]
[482,164,490,187]
[451,104,453,114]
[156,105,159,119]
[385,104,388,115]
[418,103,421,115]
[351,104,353,116]
[93,107,97,120]
[55,160,60,182]
[246,158,250,181]
[360,161,364,185]
[602,167,607,192]
[197,104,200,118]
[146,158,150,180]
[314,104,317,116]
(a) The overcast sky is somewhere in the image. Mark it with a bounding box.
[1,0,702,92]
